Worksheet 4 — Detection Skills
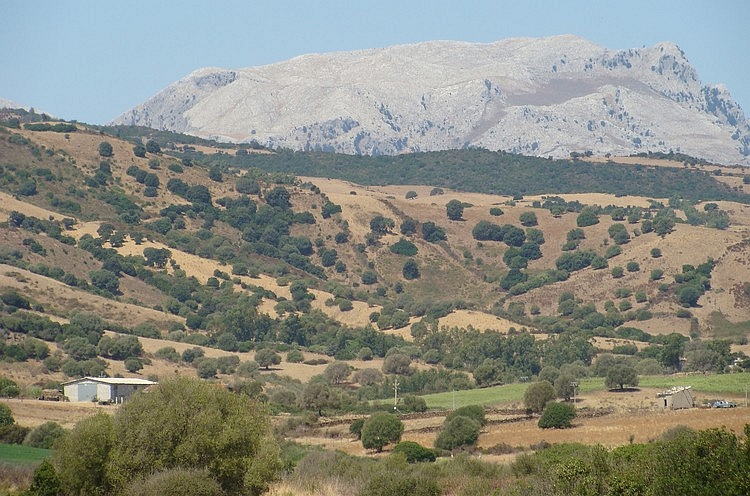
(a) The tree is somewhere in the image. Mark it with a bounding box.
[400,218,417,235]
[0,378,20,398]
[421,221,446,242]
[576,208,599,227]
[124,357,143,373]
[524,381,556,413]
[402,259,420,280]
[133,144,146,158]
[446,199,464,221]
[382,352,411,375]
[89,269,120,295]
[390,238,417,256]
[265,187,291,208]
[0,403,14,427]
[323,361,351,384]
[608,223,631,244]
[103,377,280,495]
[143,139,160,154]
[519,211,538,227]
[538,401,576,428]
[28,459,62,496]
[554,373,577,401]
[605,364,639,390]
[255,348,281,369]
[370,215,394,235]
[54,412,114,496]
[98,141,113,158]
[361,413,403,452]
[434,415,480,451]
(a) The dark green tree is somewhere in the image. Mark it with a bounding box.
[434,415,480,451]
[524,381,556,413]
[446,199,464,221]
[538,401,576,428]
[98,141,113,158]
[402,259,420,280]
[361,413,404,452]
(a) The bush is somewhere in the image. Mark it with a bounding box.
[445,404,486,426]
[538,402,576,429]
[392,441,436,463]
[349,418,365,440]
[24,421,65,449]
[358,472,440,496]
[122,468,223,496]
[434,415,480,451]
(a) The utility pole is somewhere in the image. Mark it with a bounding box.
[393,378,399,408]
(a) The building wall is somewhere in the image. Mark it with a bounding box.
[64,380,100,402]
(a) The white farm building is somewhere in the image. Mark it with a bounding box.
[63,377,156,403]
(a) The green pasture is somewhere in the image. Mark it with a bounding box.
[0,444,51,466]
[421,373,750,409]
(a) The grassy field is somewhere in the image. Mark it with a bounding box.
[421,373,750,408]
[639,373,750,396]
[0,444,51,466]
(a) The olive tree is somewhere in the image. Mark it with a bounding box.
[361,413,404,452]
[524,381,556,413]
[605,364,639,391]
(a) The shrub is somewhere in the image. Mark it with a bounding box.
[445,404,486,426]
[122,469,223,496]
[402,395,427,413]
[626,261,640,272]
[23,421,65,449]
[392,441,436,463]
[538,402,576,429]
[349,418,365,439]
[434,415,480,451]
[358,473,440,496]
[390,238,417,256]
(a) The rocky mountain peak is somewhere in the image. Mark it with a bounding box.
[112,36,749,165]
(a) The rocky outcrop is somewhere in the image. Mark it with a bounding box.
[113,35,750,165]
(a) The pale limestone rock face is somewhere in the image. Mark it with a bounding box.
[112,36,750,165]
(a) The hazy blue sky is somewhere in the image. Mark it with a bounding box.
[2,0,747,124]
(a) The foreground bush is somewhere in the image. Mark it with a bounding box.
[392,441,436,463]
[54,377,281,496]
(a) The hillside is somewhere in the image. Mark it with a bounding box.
[0,119,748,429]
[112,36,750,165]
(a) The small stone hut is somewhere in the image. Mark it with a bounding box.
[657,386,694,410]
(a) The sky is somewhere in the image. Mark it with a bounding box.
[2,0,748,125]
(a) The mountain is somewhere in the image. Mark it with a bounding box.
[113,35,750,165]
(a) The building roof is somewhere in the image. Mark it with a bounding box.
[62,377,157,386]
[657,386,692,397]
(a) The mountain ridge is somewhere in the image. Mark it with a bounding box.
[112,35,750,164]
